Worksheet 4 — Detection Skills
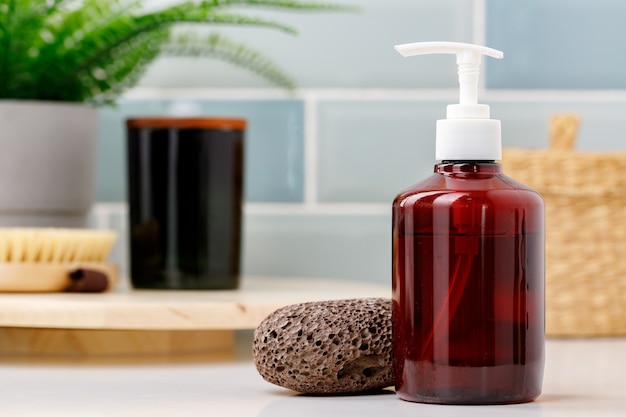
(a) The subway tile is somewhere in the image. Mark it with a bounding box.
[88,204,131,288]
[242,211,391,285]
[97,100,169,202]
[92,204,391,286]
[138,0,472,89]
[486,0,626,89]
[108,209,130,290]
[317,98,626,204]
[317,100,444,203]
[96,99,304,203]
[492,99,626,151]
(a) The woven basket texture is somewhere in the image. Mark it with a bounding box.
[502,115,626,337]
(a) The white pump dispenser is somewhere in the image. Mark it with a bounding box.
[395,41,503,161]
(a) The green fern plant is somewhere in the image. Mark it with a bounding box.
[0,0,353,104]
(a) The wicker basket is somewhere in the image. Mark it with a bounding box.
[502,114,626,337]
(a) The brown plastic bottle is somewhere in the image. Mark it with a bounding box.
[392,41,545,404]
[392,161,545,404]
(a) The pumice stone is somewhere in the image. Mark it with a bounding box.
[253,298,393,395]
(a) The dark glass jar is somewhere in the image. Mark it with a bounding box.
[126,117,245,290]
[392,161,545,404]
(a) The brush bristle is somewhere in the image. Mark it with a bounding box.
[0,229,116,263]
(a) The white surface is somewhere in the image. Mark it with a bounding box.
[0,338,624,416]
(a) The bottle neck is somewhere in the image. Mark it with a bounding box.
[435,161,502,176]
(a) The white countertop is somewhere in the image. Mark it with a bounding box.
[1,337,624,416]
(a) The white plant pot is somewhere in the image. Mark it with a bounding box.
[0,101,97,227]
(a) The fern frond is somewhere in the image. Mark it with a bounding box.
[26,0,144,100]
[0,0,61,95]
[55,8,299,96]
[162,31,296,89]
[198,0,358,13]
[85,29,171,105]
[0,0,355,102]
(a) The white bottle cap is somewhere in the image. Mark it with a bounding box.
[395,41,504,161]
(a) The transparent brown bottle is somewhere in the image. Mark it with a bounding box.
[392,161,545,404]
[392,41,545,404]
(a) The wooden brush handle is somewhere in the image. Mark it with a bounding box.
[0,263,118,292]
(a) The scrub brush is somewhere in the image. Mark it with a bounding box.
[0,228,117,292]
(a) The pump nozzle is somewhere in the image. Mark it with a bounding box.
[394,41,504,161]
[395,42,502,112]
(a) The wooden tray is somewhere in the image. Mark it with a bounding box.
[0,277,389,356]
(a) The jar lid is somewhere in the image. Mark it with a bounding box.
[126,117,246,130]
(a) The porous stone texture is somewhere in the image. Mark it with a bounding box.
[253,298,393,395]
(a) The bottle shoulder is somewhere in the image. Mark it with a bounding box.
[393,172,543,207]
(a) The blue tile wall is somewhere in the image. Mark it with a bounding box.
[96,99,304,202]
[91,206,391,285]
[493,100,626,151]
[97,100,168,202]
[316,97,626,204]
[317,100,444,203]
[93,1,626,284]
[100,98,626,283]
[486,0,626,89]
[107,208,130,289]
[139,0,473,89]
[242,212,390,284]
